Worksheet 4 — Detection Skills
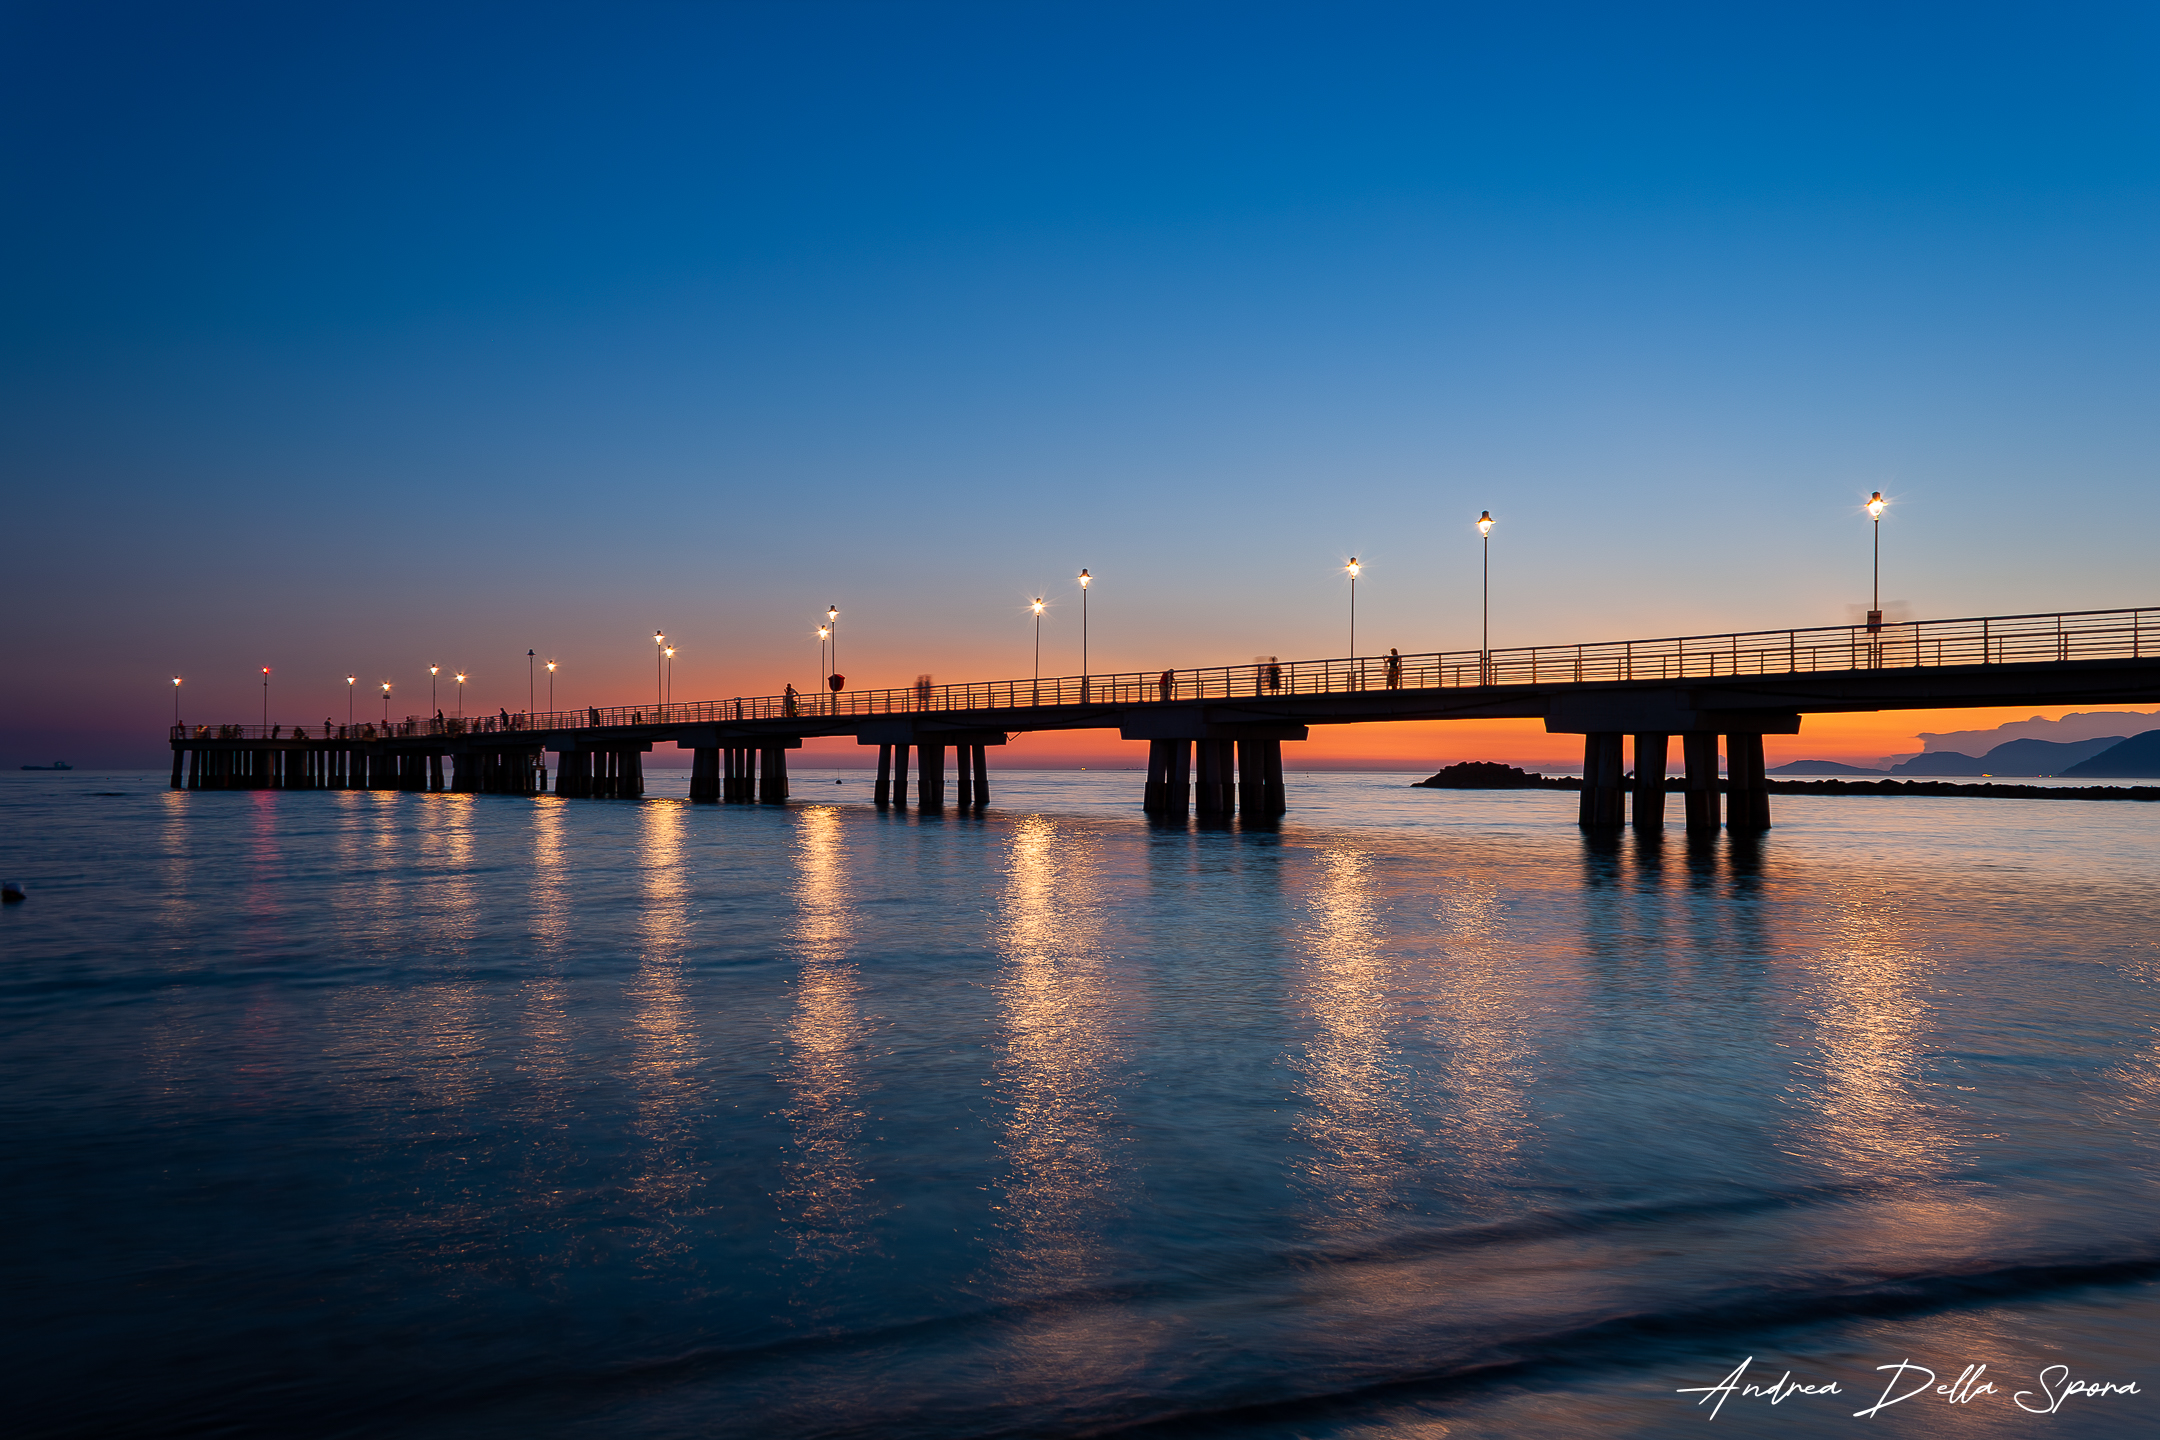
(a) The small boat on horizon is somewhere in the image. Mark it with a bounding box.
[19,761,73,770]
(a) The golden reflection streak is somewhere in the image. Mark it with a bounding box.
[775,806,879,1266]
[1292,847,1414,1232]
[1798,881,1959,1181]
[628,800,703,1269]
[1424,877,1536,1181]
[990,813,1122,1293]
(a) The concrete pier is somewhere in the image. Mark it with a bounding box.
[1577,731,1626,828]
[1682,732,1721,833]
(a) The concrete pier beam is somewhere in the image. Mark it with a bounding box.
[1578,732,1625,828]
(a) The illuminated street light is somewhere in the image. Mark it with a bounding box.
[1078,569,1092,701]
[1345,557,1360,664]
[546,659,556,713]
[455,672,466,719]
[1866,492,1888,634]
[172,676,182,727]
[430,664,439,717]
[381,681,391,725]
[1032,598,1045,701]
[826,606,839,699]
[663,645,675,709]
[1477,512,1495,683]
[262,666,271,730]
[347,675,355,728]
[528,650,536,718]
[653,630,665,708]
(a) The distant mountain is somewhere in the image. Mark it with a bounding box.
[1890,751,1984,775]
[2063,730,2160,778]
[1892,735,2126,777]
[1767,760,1885,775]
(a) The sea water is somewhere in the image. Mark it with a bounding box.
[3,769,2157,1438]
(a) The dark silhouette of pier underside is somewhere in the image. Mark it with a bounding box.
[170,606,2160,832]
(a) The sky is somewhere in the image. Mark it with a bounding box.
[4,0,2157,769]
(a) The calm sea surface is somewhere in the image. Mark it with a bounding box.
[4,769,2158,1438]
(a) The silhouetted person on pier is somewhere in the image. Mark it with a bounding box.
[784,684,799,717]
[1159,669,1174,701]
[589,707,599,727]
[1386,649,1401,689]
[1266,660,1282,691]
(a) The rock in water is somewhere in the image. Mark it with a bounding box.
[1416,762,1551,789]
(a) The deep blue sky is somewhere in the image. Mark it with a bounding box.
[5,1,2157,761]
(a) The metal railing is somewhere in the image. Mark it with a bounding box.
[175,605,2157,742]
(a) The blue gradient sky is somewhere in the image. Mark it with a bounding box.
[5,1,2157,765]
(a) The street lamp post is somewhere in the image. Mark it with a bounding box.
[546,659,556,713]
[381,682,391,726]
[663,645,674,712]
[1345,558,1360,670]
[430,665,439,721]
[173,676,182,727]
[1477,511,1495,683]
[528,650,536,719]
[455,672,466,720]
[653,631,664,709]
[1032,598,1045,703]
[816,625,830,713]
[261,667,270,729]
[826,606,838,712]
[1865,492,1887,633]
[347,675,355,729]
[1078,569,1091,702]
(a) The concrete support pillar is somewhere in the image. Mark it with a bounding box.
[956,744,974,808]
[1682,732,1722,833]
[1632,733,1668,830]
[690,748,719,802]
[757,747,785,804]
[1234,738,1287,816]
[1726,732,1770,831]
[973,744,990,807]
[918,743,945,810]
[623,749,645,798]
[1578,732,1625,828]
[1195,739,1235,815]
[874,744,893,805]
[171,749,184,788]
[1143,740,1175,813]
[429,753,445,792]
[891,744,910,808]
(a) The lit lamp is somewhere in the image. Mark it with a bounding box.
[653,630,665,709]
[261,666,271,730]
[1078,568,1092,701]
[545,659,556,712]
[455,672,466,719]
[1865,492,1887,634]
[1032,598,1045,698]
[172,675,182,727]
[381,681,391,724]
[663,645,675,709]
[346,675,355,728]
[1345,557,1361,663]
[1477,511,1495,683]
[430,664,439,717]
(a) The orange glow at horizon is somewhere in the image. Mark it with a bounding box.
[789,703,2151,771]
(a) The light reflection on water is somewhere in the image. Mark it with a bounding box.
[1,769,2157,1439]
[776,805,880,1275]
